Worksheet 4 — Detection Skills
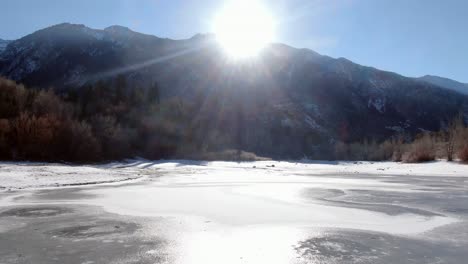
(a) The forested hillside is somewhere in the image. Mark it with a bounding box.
[0,76,191,161]
[1,76,467,163]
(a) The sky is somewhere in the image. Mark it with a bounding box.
[0,0,467,82]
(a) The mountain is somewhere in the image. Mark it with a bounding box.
[0,23,183,86]
[0,23,467,158]
[418,75,468,95]
[0,38,11,53]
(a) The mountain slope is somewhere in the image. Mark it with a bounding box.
[418,75,468,95]
[0,38,11,53]
[0,23,183,86]
[0,24,467,158]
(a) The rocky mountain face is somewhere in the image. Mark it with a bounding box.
[418,75,468,95]
[0,23,467,158]
[0,39,11,53]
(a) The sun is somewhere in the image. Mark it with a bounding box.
[213,0,275,59]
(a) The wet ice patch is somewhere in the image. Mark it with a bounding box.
[296,229,468,264]
[49,221,138,239]
[0,206,72,218]
[296,236,377,263]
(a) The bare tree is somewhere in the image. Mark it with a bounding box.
[446,115,463,161]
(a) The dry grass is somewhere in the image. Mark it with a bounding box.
[402,150,435,163]
[401,133,436,163]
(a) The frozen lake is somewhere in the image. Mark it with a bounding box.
[1,160,467,263]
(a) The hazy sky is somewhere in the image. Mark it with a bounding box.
[1,0,467,82]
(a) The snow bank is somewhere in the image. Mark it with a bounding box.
[117,159,468,177]
[328,160,468,177]
[0,159,466,191]
[0,162,143,190]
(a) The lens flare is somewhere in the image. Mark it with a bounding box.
[213,0,275,59]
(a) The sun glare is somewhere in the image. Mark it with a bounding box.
[213,0,275,59]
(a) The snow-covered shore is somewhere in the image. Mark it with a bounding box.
[0,162,144,190]
[0,160,466,191]
[117,159,468,177]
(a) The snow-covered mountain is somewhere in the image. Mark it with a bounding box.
[418,75,468,95]
[0,23,467,156]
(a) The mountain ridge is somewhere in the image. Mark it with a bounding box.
[2,23,467,91]
[417,75,468,95]
[0,38,11,53]
[3,23,467,89]
[0,23,466,158]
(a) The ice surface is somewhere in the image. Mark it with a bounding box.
[80,160,465,235]
[1,160,467,264]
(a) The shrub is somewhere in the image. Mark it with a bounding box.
[334,141,349,160]
[458,146,468,163]
[369,140,393,161]
[391,149,403,162]
[402,149,435,163]
[11,112,63,160]
[0,118,11,158]
[0,78,29,119]
[65,120,101,162]
[187,149,269,161]
[402,133,435,163]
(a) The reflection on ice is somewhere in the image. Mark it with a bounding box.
[177,226,305,264]
[84,163,456,235]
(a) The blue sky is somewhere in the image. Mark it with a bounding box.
[1,0,467,82]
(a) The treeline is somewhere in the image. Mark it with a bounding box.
[1,76,467,163]
[334,117,468,163]
[0,76,197,162]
